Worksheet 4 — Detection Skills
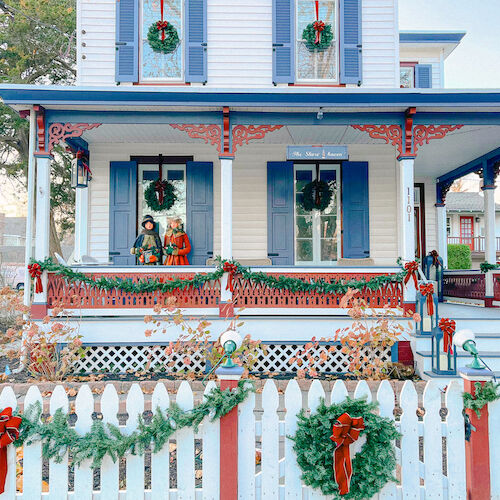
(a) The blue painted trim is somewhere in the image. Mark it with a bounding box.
[391,343,398,362]
[65,137,88,154]
[399,31,466,44]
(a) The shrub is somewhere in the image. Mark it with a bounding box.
[448,244,472,269]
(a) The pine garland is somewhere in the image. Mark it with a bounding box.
[14,380,254,467]
[31,257,407,297]
[463,380,500,418]
[290,398,399,499]
[480,262,500,273]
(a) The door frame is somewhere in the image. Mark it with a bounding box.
[459,215,474,250]
[414,183,426,259]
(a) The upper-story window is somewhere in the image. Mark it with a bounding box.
[400,62,432,88]
[400,64,415,88]
[296,0,338,82]
[140,0,184,81]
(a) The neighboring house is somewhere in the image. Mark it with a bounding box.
[1,0,499,378]
[0,214,26,265]
[446,192,500,267]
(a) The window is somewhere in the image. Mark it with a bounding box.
[140,0,183,81]
[295,164,340,264]
[138,164,187,236]
[446,217,451,236]
[400,64,415,88]
[296,0,338,82]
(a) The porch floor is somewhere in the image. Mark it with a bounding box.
[440,302,500,319]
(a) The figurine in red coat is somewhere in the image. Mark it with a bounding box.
[163,217,191,265]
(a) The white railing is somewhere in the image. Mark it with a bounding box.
[447,236,500,252]
[0,379,472,499]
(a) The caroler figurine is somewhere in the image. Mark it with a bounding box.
[130,215,163,265]
[164,216,191,265]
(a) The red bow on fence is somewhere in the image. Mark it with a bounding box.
[0,407,21,494]
[223,262,238,293]
[330,413,365,496]
[439,318,456,354]
[403,261,419,289]
[419,283,435,316]
[429,250,441,268]
[28,263,43,294]
[313,1,324,44]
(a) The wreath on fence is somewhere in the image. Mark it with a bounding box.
[301,180,333,211]
[144,179,177,212]
[147,21,180,54]
[302,22,334,52]
[290,398,399,499]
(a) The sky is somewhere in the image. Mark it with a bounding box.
[399,0,500,88]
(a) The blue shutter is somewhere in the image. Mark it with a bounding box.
[272,0,294,84]
[342,161,369,258]
[187,162,213,265]
[185,0,207,83]
[115,0,139,83]
[109,161,137,265]
[415,64,432,88]
[267,161,294,265]
[339,0,362,85]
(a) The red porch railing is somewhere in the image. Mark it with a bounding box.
[447,236,500,252]
[494,271,500,302]
[442,271,485,300]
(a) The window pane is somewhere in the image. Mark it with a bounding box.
[320,216,337,239]
[167,170,184,181]
[296,215,313,238]
[321,239,337,262]
[400,66,414,88]
[297,240,313,261]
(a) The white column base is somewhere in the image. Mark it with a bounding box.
[436,204,448,268]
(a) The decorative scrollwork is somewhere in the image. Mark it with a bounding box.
[48,123,102,153]
[170,124,222,152]
[232,125,284,153]
[351,124,403,157]
[412,125,464,153]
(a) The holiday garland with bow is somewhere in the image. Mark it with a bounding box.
[462,381,500,418]
[290,398,399,498]
[147,0,180,54]
[480,261,500,273]
[302,0,334,52]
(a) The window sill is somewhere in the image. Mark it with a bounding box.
[290,83,345,87]
[134,82,191,86]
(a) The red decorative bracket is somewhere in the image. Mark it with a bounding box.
[33,105,46,153]
[222,106,230,155]
[231,125,284,153]
[170,124,222,153]
[404,107,416,157]
[48,123,102,153]
[351,124,403,157]
[412,125,464,154]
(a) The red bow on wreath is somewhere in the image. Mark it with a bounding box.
[156,0,168,40]
[0,407,21,494]
[155,179,165,205]
[403,261,419,289]
[330,413,365,496]
[419,283,435,316]
[313,1,325,44]
[223,262,238,293]
[28,263,43,294]
[439,318,456,354]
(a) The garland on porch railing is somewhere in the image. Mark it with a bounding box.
[13,380,254,467]
[463,380,500,418]
[480,262,500,273]
[29,257,408,297]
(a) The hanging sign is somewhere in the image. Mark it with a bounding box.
[286,145,348,160]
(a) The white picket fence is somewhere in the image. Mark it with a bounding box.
[0,378,491,499]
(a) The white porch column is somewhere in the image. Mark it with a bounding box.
[483,186,496,265]
[74,187,89,262]
[220,156,233,260]
[436,204,448,268]
[398,157,416,305]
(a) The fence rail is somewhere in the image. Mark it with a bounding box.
[443,271,485,301]
[0,379,475,499]
[447,236,500,252]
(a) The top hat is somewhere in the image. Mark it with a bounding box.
[141,214,155,228]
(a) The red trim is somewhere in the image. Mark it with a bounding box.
[223,106,230,154]
[33,105,46,153]
[400,61,418,68]
[404,107,416,156]
[31,303,48,320]
[485,297,495,308]
[219,302,234,318]
[232,125,283,153]
[464,380,491,500]
[351,124,403,157]
[169,124,222,153]
[403,302,416,314]
[412,125,463,154]
[48,123,102,153]
[397,341,414,366]
[219,378,239,500]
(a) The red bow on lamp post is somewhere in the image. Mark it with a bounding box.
[403,261,419,288]
[0,407,21,494]
[439,318,456,354]
[330,413,365,495]
[223,262,239,293]
[313,1,325,44]
[28,263,43,293]
[156,0,168,40]
[419,283,435,316]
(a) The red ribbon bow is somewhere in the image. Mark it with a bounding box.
[403,261,419,289]
[439,318,456,354]
[419,283,435,316]
[223,262,238,293]
[156,20,169,40]
[155,180,165,205]
[313,1,324,44]
[429,250,441,268]
[28,263,43,294]
[330,413,365,495]
[0,408,21,494]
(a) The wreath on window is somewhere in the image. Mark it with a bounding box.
[144,179,177,212]
[301,180,333,211]
[302,22,334,52]
[147,21,180,54]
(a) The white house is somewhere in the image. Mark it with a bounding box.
[1,0,499,377]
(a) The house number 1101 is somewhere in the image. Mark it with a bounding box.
[407,187,412,222]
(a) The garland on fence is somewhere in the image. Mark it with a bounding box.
[463,380,500,418]
[13,380,254,468]
[290,398,399,499]
[480,262,500,273]
[29,257,407,297]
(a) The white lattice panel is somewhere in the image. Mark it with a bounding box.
[72,343,392,374]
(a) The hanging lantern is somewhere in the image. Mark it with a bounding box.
[71,150,91,188]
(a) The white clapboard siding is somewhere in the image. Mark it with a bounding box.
[100,384,120,499]
[176,381,195,500]
[238,383,256,500]
[74,385,94,500]
[202,381,220,500]
[151,383,171,500]
[284,380,302,499]
[261,380,280,498]
[48,386,69,500]
[0,386,17,500]
[400,381,420,499]
[125,384,145,500]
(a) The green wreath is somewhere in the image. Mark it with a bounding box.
[290,398,399,499]
[144,179,177,212]
[147,22,180,54]
[302,22,334,52]
[301,180,333,211]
